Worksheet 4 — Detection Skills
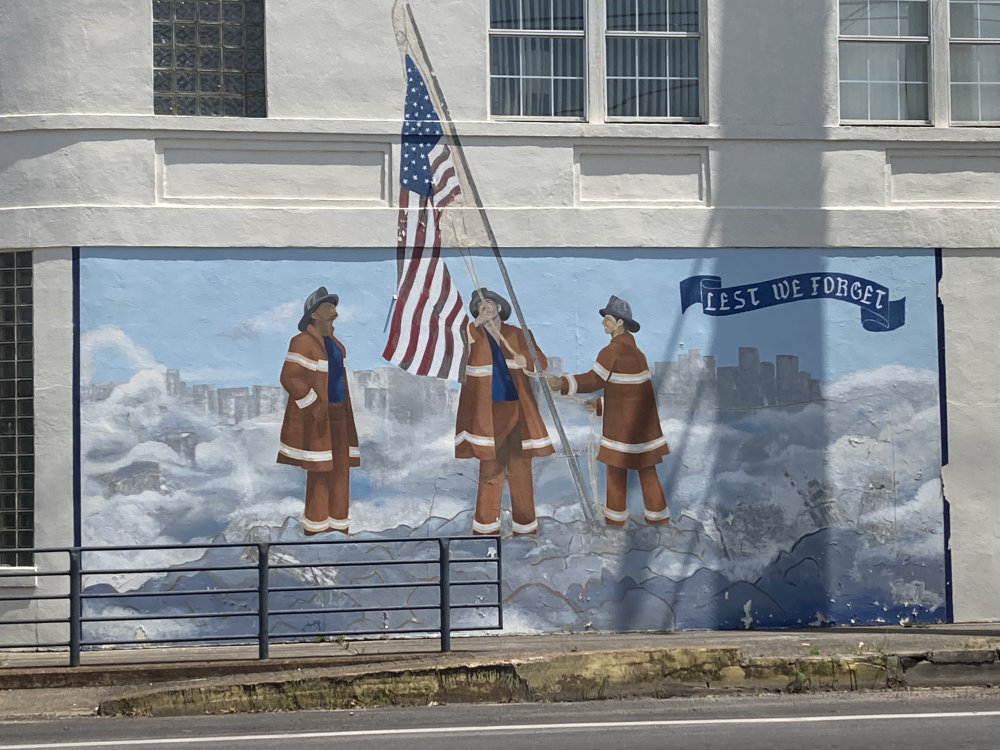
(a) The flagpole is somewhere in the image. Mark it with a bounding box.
[395,2,599,526]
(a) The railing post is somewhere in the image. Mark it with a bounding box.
[68,549,82,667]
[495,537,503,631]
[439,537,451,653]
[257,542,269,660]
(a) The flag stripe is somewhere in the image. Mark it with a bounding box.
[382,54,469,381]
[397,201,438,370]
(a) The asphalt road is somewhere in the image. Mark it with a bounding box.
[1,689,999,750]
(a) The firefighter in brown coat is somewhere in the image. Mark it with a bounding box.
[547,295,670,527]
[277,287,360,535]
[455,289,554,535]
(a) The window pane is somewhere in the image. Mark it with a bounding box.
[154,22,173,44]
[244,1,263,23]
[669,78,699,117]
[981,1,1000,37]
[670,37,699,78]
[523,0,552,30]
[848,41,927,84]
[523,77,552,115]
[638,37,668,77]
[607,0,635,30]
[552,0,585,30]
[870,81,900,117]
[870,0,902,35]
[901,81,928,118]
[176,23,196,45]
[607,37,636,76]
[492,77,521,115]
[951,81,980,118]
[608,78,637,115]
[523,37,552,76]
[951,44,976,81]
[176,71,196,92]
[491,0,519,29]
[951,1,977,36]
[637,0,670,31]
[902,41,928,82]
[979,43,1000,80]
[841,81,869,117]
[638,78,669,116]
[199,0,221,22]
[153,0,172,21]
[176,0,196,20]
[840,41,871,79]
[842,0,929,36]
[869,42,898,80]
[223,1,243,23]
[840,0,869,34]
[980,82,1000,116]
[899,1,928,35]
[155,94,174,114]
[670,0,699,32]
[554,78,584,116]
[553,37,584,77]
[491,36,521,75]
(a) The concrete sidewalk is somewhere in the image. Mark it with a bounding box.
[2,624,1000,719]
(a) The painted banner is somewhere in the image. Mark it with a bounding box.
[680,272,906,331]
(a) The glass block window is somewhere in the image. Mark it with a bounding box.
[606,0,701,119]
[489,0,586,118]
[951,0,1000,120]
[839,0,930,121]
[153,0,267,117]
[0,252,33,568]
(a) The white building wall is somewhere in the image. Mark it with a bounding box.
[0,0,998,622]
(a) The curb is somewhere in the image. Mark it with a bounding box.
[95,647,1000,717]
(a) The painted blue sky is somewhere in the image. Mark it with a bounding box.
[80,247,938,388]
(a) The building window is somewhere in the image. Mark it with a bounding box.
[0,252,33,568]
[951,0,1000,120]
[489,0,587,118]
[839,0,930,121]
[606,0,701,119]
[153,0,267,117]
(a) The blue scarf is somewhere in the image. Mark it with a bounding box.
[486,332,518,402]
[323,337,345,404]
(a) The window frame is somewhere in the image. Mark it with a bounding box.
[837,0,933,125]
[603,0,704,123]
[949,0,1000,124]
[838,0,1000,126]
[152,0,268,118]
[488,1,589,121]
[0,251,33,569]
[487,1,707,123]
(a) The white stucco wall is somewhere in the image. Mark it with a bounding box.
[0,0,998,622]
[941,251,1000,622]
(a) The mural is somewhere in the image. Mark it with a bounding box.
[77,246,945,635]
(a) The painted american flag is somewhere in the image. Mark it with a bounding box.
[382,54,468,380]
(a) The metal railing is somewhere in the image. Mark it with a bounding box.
[0,535,502,665]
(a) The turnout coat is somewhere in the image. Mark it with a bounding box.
[455,322,555,461]
[276,324,360,472]
[559,331,669,470]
